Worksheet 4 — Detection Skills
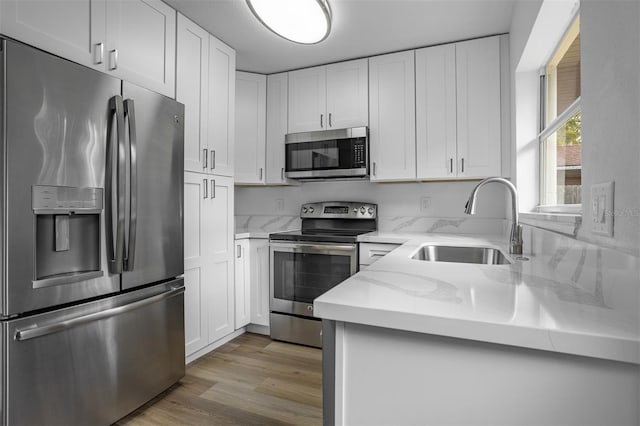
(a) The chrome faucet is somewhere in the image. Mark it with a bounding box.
[464,177,523,255]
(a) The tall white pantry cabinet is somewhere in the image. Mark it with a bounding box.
[177,14,237,360]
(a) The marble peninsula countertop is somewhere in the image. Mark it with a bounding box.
[314,232,640,364]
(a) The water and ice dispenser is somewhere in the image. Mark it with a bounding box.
[32,185,103,287]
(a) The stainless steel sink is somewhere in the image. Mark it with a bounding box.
[411,245,511,265]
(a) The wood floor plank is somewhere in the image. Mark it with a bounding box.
[256,377,323,409]
[117,333,322,425]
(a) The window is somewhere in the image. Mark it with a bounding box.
[539,16,581,213]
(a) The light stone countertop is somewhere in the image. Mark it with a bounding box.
[314,232,640,364]
[235,215,300,240]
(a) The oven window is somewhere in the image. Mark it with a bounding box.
[288,140,341,171]
[273,251,351,304]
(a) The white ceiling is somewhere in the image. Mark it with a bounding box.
[165,0,515,74]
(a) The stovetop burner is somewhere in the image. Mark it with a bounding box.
[269,228,373,244]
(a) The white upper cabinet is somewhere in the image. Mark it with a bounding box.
[455,36,502,178]
[416,44,457,179]
[325,59,369,129]
[0,0,105,70]
[0,0,176,98]
[177,15,236,176]
[208,38,236,177]
[104,0,176,98]
[416,36,502,180]
[288,66,326,133]
[235,71,267,184]
[266,73,293,185]
[288,58,368,133]
[176,14,209,174]
[368,51,416,182]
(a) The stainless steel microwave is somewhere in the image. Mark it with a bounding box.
[284,127,369,179]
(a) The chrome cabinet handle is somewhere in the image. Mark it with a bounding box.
[237,245,242,258]
[15,286,185,341]
[211,150,215,170]
[124,99,137,272]
[109,49,118,70]
[259,167,263,181]
[106,95,125,274]
[94,42,104,64]
[320,114,324,128]
[461,158,465,173]
[203,179,208,199]
[329,112,332,127]
[372,162,376,177]
[211,179,216,198]
[203,148,208,169]
[450,158,453,174]
[281,167,284,181]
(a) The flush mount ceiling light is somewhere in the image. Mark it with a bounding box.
[246,0,332,45]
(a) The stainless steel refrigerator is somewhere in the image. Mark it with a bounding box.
[0,38,185,425]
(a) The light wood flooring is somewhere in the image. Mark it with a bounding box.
[116,333,323,425]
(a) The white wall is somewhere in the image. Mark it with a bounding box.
[579,0,640,254]
[235,180,506,219]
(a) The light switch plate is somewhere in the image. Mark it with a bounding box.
[420,196,431,212]
[591,181,614,236]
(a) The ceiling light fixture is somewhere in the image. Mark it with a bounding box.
[246,0,332,45]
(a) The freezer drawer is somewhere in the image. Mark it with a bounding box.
[1,279,185,426]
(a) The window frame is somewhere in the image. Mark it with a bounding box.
[537,13,582,215]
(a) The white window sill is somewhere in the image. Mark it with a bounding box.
[519,212,582,237]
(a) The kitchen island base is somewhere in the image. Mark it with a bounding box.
[322,320,639,426]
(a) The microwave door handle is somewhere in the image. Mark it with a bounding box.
[123,99,137,272]
[106,95,125,274]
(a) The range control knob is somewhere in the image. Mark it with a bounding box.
[360,206,366,214]
[308,207,314,213]
[368,207,375,215]
[303,207,308,214]
[353,208,358,213]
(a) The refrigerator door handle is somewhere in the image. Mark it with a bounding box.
[124,99,137,272]
[106,95,126,274]
[14,286,186,341]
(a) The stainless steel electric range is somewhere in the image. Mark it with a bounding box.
[269,201,378,347]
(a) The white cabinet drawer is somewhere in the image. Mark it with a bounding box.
[359,242,400,266]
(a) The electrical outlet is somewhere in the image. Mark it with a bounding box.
[275,198,285,211]
[591,182,614,236]
[420,196,431,212]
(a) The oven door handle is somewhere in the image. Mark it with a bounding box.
[270,242,356,253]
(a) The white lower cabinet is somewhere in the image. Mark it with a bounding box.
[234,238,270,332]
[184,172,235,359]
[234,239,251,329]
[359,242,401,269]
[249,239,270,327]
